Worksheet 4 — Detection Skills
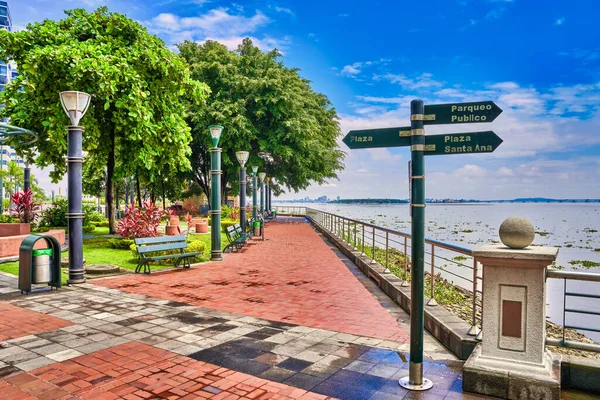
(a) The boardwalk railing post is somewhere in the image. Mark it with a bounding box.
[468,257,481,336]
[427,244,437,306]
[402,236,409,286]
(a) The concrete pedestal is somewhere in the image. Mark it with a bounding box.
[463,244,560,400]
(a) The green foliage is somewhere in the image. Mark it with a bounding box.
[108,238,134,249]
[178,39,344,200]
[187,240,206,261]
[40,199,101,227]
[568,260,600,269]
[96,220,110,228]
[83,224,96,234]
[0,214,19,223]
[221,219,238,232]
[0,7,209,231]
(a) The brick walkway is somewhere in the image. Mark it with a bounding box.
[95,221,408,343]
[0,302,72,342]
[1,341,331,400]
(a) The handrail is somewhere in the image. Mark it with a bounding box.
[547,269,600,282]
[277,205,600,354]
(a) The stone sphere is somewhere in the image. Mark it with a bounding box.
[499,216,535,249]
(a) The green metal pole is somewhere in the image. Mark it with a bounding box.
[252,174,258,220]
[400,99,432,391]
[210,147,222,261]
[260,180,265,215]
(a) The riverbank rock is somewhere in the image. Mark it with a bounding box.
[499,216,535,249]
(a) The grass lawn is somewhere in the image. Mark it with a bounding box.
[0,232,231,283]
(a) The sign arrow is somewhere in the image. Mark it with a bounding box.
[423,101,502,125]
[424,131,503,156]
[342,126,411,149]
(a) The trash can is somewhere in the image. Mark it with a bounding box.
[32,248,52,284]
[253,220,261,236]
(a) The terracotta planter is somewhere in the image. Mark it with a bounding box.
[195,222,208,233]
[165,225,180,236]
[169,216,180,226]
[0,223,30,237]
[190,217,204,226]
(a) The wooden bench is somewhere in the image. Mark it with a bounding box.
[134,235,200,274]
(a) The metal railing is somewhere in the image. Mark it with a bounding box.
[276,206,600,352]
[272,206,307,215]
[274,206,483,336]
[546,270,600,353]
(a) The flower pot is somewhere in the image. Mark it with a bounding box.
[169,216,180,226]
[195,222,208,233]
[166,225,180,236]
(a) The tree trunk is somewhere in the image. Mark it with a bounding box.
[107,130,116,234]
[136,175,142,207]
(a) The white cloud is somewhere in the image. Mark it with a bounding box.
[374,73,444,90]
[274,7,295,17]
[146,8,288,51]
[555,17,566,26]
[340,62,362,77]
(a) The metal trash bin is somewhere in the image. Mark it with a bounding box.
[19,234,62,295]
[253,220,261,236]
[32,248,52,284]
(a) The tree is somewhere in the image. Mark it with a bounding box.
[0,162,47,203]
[178,39,344,203]
[0,7,208,232]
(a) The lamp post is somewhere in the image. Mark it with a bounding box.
[23,163,30,191]
[236,151,249,233]
[251,166,258,221]
[258,172,266,216]
[59,90,91,284]
[209,125,224,262]
[265,177,271,214]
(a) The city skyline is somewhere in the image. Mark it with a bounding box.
[6,0,600,200]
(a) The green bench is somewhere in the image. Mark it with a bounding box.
[134,235,200,274]
[224,224,252,252]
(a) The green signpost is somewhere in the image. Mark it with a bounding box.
[342,99,503,392]
[424,131,502,156]
[423,101,502,125]
[343,126,411,149]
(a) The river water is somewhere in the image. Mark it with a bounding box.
[279,202,600,340]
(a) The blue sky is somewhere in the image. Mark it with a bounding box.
[10,0,600,200]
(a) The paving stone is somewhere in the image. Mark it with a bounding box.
[46,349,83,362]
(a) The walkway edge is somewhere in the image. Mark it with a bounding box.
[307,215,477,360]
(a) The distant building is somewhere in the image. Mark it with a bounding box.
[336,196,340,201]
[0,1,22,172]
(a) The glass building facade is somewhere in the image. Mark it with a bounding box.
[0,1,21,171]
[0,1,12,94]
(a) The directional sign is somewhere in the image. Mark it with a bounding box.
[342,126,411,149]
[423,101,502,125]
[423,131,502,156]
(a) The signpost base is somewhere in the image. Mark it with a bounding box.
[398,377,433,391]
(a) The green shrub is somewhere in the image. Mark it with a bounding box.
[221,219,238,232]
[187,240,206,261]
[96,220,110,228]
[83,224,96,234]
[0,214,19,223]
[40,199,102,228]
[108,238,135,249]
[130,243,139,258]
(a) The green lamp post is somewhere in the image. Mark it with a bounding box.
[209,125,224,262]
[251,166,258,221]
[235,151,249,233]
[258,172,266,216]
